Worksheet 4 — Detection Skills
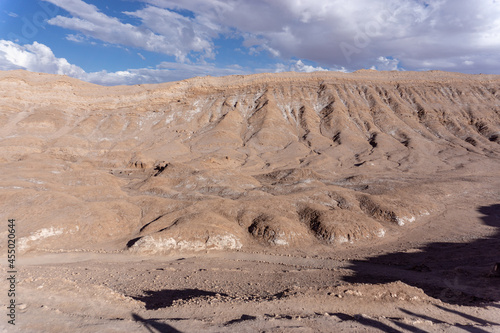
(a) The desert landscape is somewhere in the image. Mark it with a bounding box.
[1,69,499,332]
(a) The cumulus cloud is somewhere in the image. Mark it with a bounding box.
[123,5,218,61]
[43,0,218,61]
[370,57,402,71]
[290,60,329,73]
[139,0,500,73]
[0,40,85,76]
[8,0,500,86]
[275,60,342,73]
[0,40,248,85]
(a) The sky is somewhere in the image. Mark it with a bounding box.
[0,0,499,85]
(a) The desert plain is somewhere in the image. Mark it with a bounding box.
[0,69,499,332]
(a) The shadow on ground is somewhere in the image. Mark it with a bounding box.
[131,289,228,310]
[344,204,500,304]
[332,306,499,333]
[132,313,183,333]
[333,312,424,333]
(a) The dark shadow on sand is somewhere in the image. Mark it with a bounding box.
[399,308,447,325]
[333,310,495,333]
[344,204,500,305]
[399,308,493,333]
[333,313,402,333]
[132,313,183,333]
[225,314,258,326]
[131,289,228,310]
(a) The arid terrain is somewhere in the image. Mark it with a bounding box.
[0,69,499,332]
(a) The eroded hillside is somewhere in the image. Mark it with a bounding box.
[0,70,499,253]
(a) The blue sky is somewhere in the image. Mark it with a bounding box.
[1,0,500,85]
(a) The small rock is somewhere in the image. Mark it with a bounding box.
[488,263,500,277]
[345,289,362,296]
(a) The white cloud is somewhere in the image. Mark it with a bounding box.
[8,12,19,18]
[0,40,85,77]
[65,34,87,43]
[123,5,218,61]
[43,0,217,62]
[292,60,329,73]
[370,57,402,71]
[0,40,248,85]
[139,0,500,74]
[275,60,332,73]
[7,0,500,82]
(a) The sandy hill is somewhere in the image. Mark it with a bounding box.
[0,69,499,254]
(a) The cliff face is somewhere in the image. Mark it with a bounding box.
[1,70,499,253]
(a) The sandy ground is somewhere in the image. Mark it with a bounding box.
[2,178,499,332]
[1,70,500,332]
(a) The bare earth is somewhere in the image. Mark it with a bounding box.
[0,70,499,332]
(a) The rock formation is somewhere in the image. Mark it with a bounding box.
[0,70,499,253]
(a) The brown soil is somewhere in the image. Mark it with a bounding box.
[0,70,499,332]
